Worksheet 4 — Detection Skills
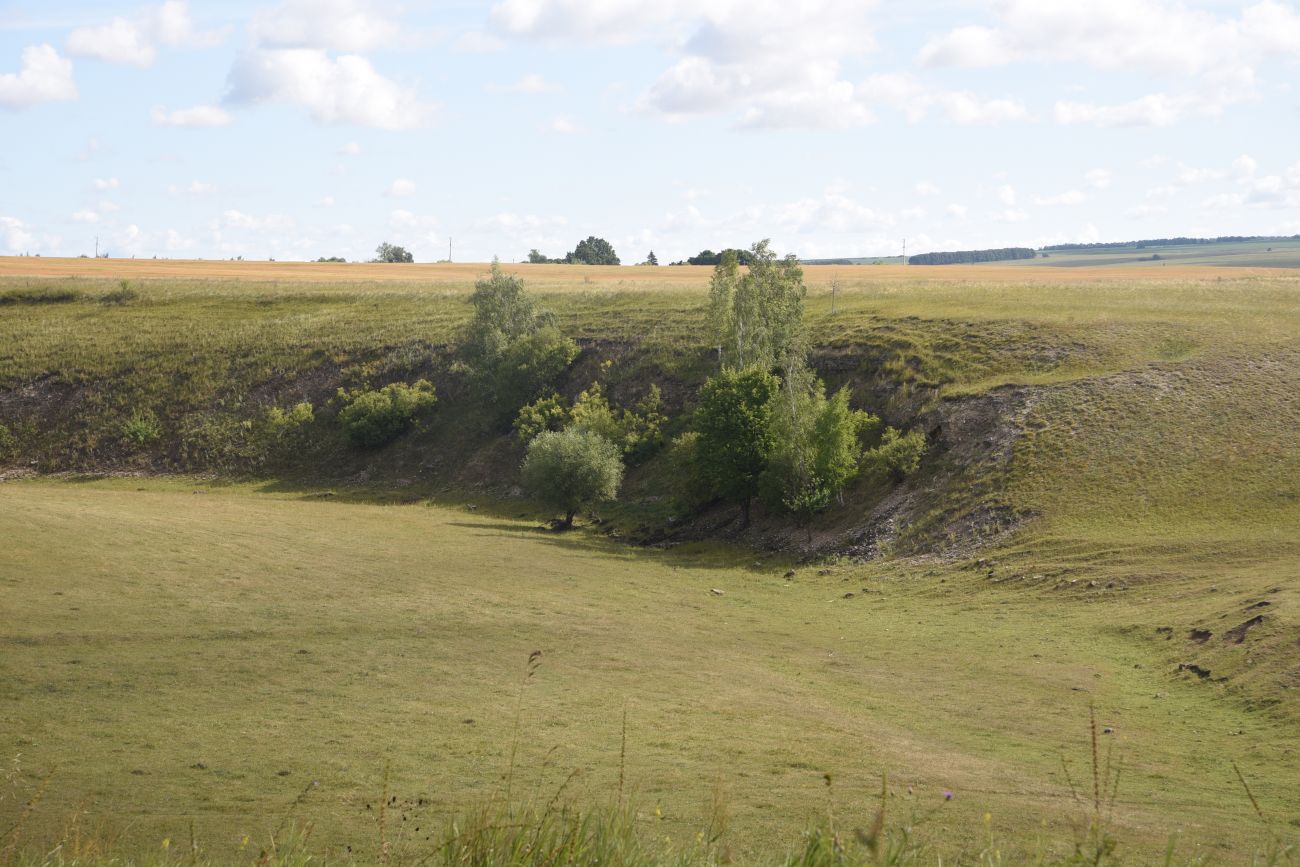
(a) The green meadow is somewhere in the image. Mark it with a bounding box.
[2,265,1299,863]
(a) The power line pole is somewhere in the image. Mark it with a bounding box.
[902,238,907,266]
[448,237,452,263]
[95,235,99,258]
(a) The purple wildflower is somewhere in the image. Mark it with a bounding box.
[943,790,954,800]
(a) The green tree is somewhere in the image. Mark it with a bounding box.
[463,262,545,365]
[521,428,624,529]
[707,240,806,371]
[693,366,780,528]
[567,236,620,265]
[761,360,876,540]
[526,249,549,264]
[644,251,659,266]
[373,242,414,263]
[486,327,579,418]
[461,263,578,419]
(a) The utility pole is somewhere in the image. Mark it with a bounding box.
[95,235,99,258]
[448,237,452,263]
[902,238,907,266]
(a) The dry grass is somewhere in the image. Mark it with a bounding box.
[2,256,1297,287]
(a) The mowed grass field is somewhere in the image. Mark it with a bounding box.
[1,478,1297,864]
[2,257,1299,862]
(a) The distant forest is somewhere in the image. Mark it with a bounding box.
[907,247,1037,265]
[1043,235,1300,251]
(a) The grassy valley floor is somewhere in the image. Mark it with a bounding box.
[2,478,1297,863]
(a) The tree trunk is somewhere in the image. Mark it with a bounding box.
[739,498,751,530]
[561,509,576,530]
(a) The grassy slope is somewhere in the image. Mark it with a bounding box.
[1,478,1296,864]
[2,261,1299,861]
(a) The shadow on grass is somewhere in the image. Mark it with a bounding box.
[39,472,790,573]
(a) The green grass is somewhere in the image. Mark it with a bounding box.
[1,478,1298,864]
[3,270,1300,863]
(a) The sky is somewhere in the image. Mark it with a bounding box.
[2,0,1300,264]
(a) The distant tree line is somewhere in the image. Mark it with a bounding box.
[907,247,1036,265]
[1043,235,1300,251]
[527,236,620,265]
[669,248,758,266]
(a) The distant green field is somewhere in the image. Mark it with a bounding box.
[1011,239,1300,268]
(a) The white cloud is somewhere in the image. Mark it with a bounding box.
[1233,154,1258,178]
[858,74,1026,125]
[996,208,1028,223]
[226,49,433,130]
[490,73,557,94]
[249,0,402,52]
[68,18,155,66]
[1175,163,1228,185]
[946,203,968,219]
[1,215,36,252]
[385,178,416,197]
[1128,203,1168,219]
[1241,0,1300,53]
[72,209,100,223]
[339,141,362,156]
[996,185,1017,207]
[498,0,881,130]
[1055,92,1208,127]
[67,1,222,67]
[1200,192,1245,209]
[151,104,233,127]
[222,209,293,231]
[93,177,120,190]
[545,115,579,134]
[920,0,1259,76]
[491,0,693,41]
[939,91,1027,125]
[900,206,927,220]
[98,200,121,212]
[915,181,940,196]
[169,179,216,195]
[1085,168,1112,190]
[387,209,440,236]
[1032,190,1087,206]
[918,25,1008,68]
[454,30,506,53]
[475,212,568,232]
[318,195,336,207]
[922,0,1294,126]
[492,1,1030,130]
[164,228,195,251]
[0,44,77,109]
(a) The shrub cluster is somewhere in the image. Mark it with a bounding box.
[336,381,436,448]
[515,383,665,460]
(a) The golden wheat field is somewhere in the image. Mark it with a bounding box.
[1,255,1294,287]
